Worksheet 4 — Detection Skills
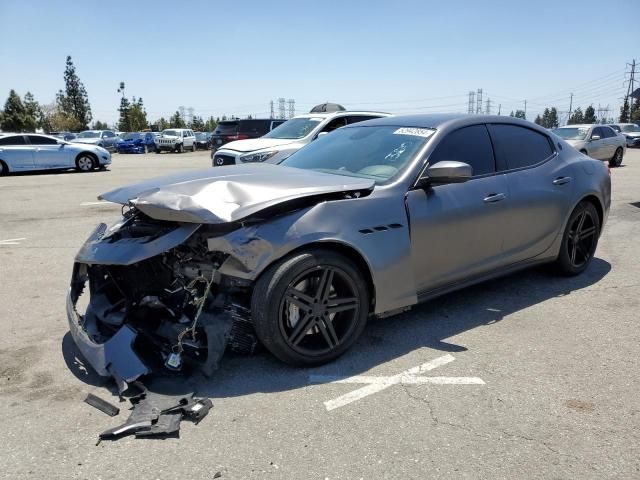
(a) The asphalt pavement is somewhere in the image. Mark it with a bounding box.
[0,149,638,479]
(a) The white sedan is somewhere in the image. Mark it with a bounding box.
[0,133,111,175]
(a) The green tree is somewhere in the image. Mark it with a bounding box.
[190,115,205,131]
[541,108,551,127]
[568,107,584,125]
[534,114,543,125]
[548,107,559,128]
[56,56,92,130]
[619,97,630,122]
[0,89,28,132]
[22,91,42,131]
[631,99,640,123]
[92,120,108,129]
[155,117,169,130]
[204,116,218,132]
[514,110,526,119]
[128,97,148,131]
[169,110,185,128]
[583,105,596,124]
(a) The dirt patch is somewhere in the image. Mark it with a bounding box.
[565,399,595,412]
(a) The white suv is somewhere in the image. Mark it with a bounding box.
[155,128,196,153]
[211,111,390,166]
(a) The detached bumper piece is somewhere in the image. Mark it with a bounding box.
[98,383,213,442]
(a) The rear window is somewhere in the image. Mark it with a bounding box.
[214,121,239,134]
[0,135,26,145]
[489,124,554,170]
[238,120,271,135]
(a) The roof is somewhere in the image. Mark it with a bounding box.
[555,124,597,128]
[293,111,391,119]
[350,113,546,130]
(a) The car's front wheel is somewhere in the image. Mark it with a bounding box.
[251,249,370,366]
[554,201,600,276]
[609,147,623,167]
[75,154,95,172]
[191,143,196,152]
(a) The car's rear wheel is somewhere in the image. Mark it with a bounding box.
[0,160,8,176]
[191,143,196,152]
[178,143,184,153]
[251,249,370,366]
[75,154,95,172]
[609,147,623,167]
[156,148,161,154]
[144,145,148,154]
[554,201,600,276]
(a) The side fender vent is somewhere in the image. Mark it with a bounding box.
[359,223,404,235]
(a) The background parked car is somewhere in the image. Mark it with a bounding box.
[194,132,212,150]
[50,131,77,141]
[211,118,286,150]
[609,123,640,148]
[0,133,111,174]
[212,110,389,166]
[155,128,196,153]
[552,124,626,167]
[71,130,119,152]
[116,132,156,154]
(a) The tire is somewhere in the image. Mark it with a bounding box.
[609,147,623,168]
[0,160,8,176]
[156,148,161,154]
[251,249,370,367]
[177,143,184,153]
[144,145,149,154]
[192,143,196,152]
[75,154,95,172]
[554,201,600,276]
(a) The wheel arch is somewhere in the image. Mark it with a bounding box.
[254,240,377,314]
[579,194,604,229]
[0,158,9,174]
[75,151,98,165]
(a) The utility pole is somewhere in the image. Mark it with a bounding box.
[468,91,476,114]
[524,100,527,119]
[476,88,483,114]
[624,59,637,120]
[485,98,491,115]
[567,93,573,125]
[498,104,501,115]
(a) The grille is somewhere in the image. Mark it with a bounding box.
[213,154,236,166]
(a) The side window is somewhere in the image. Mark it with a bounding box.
[600,127,614,138]
[0,135,26,145]
[429,125,495,176]
[27,135,57,145]
[592,127,604,139]
[104,131,115,138]
[321,117,347,134]
[271,120,286,130]
[345,115,378,125]
[488,124,554,171]
[610,125,621,133]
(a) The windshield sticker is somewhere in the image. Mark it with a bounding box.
[393,127,434,138]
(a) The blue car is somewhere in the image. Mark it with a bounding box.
[116,132,156,154]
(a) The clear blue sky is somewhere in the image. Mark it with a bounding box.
[1,0,638,125]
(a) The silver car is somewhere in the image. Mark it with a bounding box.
[552,124,626,167]
[609,123,640,148]
[66,114,610,385]
[72,130,119,152]
[0,133,111,175]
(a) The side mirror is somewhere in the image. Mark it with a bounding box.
[590,134,601,141]
[57,140,65,146]
[315,131,328,140]
[417,161,473,187]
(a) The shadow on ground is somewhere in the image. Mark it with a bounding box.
[61,258,611,399]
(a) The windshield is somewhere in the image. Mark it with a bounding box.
[281,125,434,184]
[214,121,238,134]
[263,118,322,139]
[124,133,142,140]
[161,130,179,137]
[77,131,101,138]
[553,127,589,140]
[621,124,640,132]
[196,132,207,139]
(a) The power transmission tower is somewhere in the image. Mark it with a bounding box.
[476,89,483,114]
[287,99,295,118]
[278,98,286,119]
[623,59,637,120]
[485,98,492,115]
[524,100,527,118]
[468,91,475,114]
[270,100,275,118]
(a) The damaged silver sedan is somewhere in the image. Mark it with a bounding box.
[67,114,611,384]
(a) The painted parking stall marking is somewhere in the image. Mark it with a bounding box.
[0,237,25,246]
[309,354,485,411]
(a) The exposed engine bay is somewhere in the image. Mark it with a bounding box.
[67,208,257,390]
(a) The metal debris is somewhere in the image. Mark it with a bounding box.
[84,393,120,417]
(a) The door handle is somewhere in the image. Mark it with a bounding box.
[483,193,506,203]
[552,176,572,185]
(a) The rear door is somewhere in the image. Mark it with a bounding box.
[599,126,618,158]
[487,124,573,263]
[407,124,510,291]
[27,135,71,168]
[102,131,117,150]
[589,127,607,160]
[0,135,35,170]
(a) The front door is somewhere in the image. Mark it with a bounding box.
[27,135,71,168]
[408,124,510,292]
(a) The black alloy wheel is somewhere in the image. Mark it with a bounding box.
[252,250,369,366]
[609,147,623,167]
[554,201,600,275]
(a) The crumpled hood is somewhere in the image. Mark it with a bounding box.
[98,163,374,224]
[220,138,297,153]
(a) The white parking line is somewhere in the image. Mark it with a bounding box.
[0,237,26,246]
[309,354,485,411]
[80,201,111,206]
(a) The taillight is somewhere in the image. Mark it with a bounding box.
[228,134,249,141]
